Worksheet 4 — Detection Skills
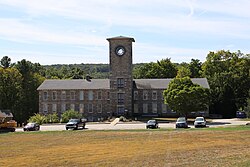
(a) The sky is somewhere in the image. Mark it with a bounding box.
[0,0,250,65]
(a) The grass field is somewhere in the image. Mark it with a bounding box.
[0,126,250,167]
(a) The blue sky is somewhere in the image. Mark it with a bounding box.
[0,0,250,65]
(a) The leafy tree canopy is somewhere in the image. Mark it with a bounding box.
[163,77,210,117]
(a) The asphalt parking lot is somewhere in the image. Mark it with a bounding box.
[15,119,249,132]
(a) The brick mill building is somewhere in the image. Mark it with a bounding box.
[37,36,209,121]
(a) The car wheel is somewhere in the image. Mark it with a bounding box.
[74,125,78,130]
[66,128,68,130]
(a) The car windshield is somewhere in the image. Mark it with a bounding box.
[147,120,156,123]
[195,118,204,121]
[177,117,186,122]
[69,119,79,123]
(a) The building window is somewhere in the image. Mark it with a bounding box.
[79,104,84,113]
[70,91,75,100]
[134,91,138,100]
[43,104,48,113]
[118,93,124,104]
[152,91,157,100]
[80,91,84,100]
[97,104,102,113]
[52,91,57,100]
[117,78,124,88]
[143,103,148,113]
[43,91,48,100]
[107,91,110,100]
[117,106,125,115]
[61,104,66,112]
[88,104,93,113]
[97,91,102,100]
[134,104,138,113]
[70,104,75,111]
[152,103,157,113]
[162,104,167,113]
[52,104,57,112]
[61,91,66,100]
[143,91,148,100]
[88,91,93,100]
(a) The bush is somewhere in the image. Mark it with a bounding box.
[45,113,59,123]
[119,116,127,122]
[28,114,46,125]
[61,110,81,123]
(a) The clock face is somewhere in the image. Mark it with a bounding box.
[115,46,126,56]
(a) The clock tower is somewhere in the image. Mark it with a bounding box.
[107,36,135,116]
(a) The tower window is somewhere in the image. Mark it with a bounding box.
[118,93,124,104]
[117,78,125,88]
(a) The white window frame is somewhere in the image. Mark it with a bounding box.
[143,91,148,100]
[43,103,48,113]
[88,104,93,113]
[97,91,102,100]
[152,91,157,100]
[162,104,167,113]
[79,91,84,100]
[52,91,57,100]
[43,91,48,100]
[61,91,66,100]
[143,103,148,113]
[61,103,66,112]
[88,91,94,101]
[97,103,102,113]
[52,103,57,112]
[152,103,157,113]
[79,104,84,113]
[70,91,75,100]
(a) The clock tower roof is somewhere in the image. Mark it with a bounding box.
[107,36,135,42]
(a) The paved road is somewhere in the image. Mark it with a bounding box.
[15,118,249,132]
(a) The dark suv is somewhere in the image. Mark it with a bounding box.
[66,119,86,130]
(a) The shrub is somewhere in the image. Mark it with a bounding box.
[28,114,46,125]
[45,113,59,123]
[61,110,81,123]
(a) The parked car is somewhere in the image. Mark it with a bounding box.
[236,111,247,118]
[194,117,206,128]
[66,118,85,130]
[176,117,188,128]
[23,123,40,131]
[146,120,159,129]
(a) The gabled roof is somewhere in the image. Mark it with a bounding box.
[37,79,110,90]
[134,78,210,89]
[37,78,209,90]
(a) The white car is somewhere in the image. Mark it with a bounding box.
[194,117,206,128]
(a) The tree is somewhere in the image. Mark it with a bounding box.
[176,66,191,78]
[163,77,210,117]
[133,58,177,79]
[0,56,11,68]
[188,59,202,78]
[0,67,22,114]
[61,110,81,123]
[14,59,45,123]
[202,50,250,118]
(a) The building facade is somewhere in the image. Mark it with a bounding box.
[37,36,210,121]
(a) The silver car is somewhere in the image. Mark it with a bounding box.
[194,117,206,128]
